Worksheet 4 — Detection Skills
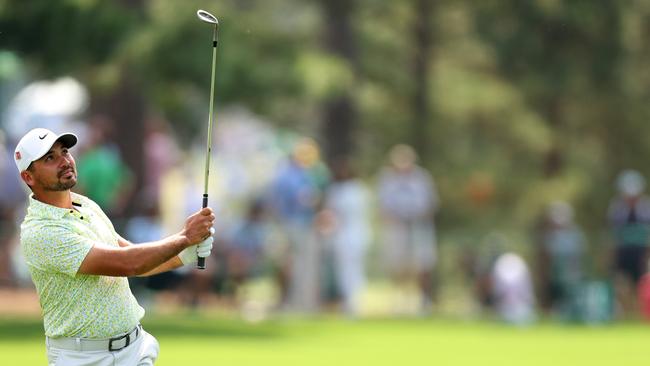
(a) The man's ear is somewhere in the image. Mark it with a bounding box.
[20,170,34,187]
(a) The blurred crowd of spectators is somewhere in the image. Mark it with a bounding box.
[463,169,650,325]
[2,82,650,324]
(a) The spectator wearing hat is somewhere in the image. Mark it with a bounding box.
[608,169,650,317]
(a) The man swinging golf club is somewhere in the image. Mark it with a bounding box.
[14,10,221,365]
[15,125,214,365]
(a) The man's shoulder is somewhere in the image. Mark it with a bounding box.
[20,221,71,262]
[21,219,71,241]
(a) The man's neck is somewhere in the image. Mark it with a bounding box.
[32,190,73,209]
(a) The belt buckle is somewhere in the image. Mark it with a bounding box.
[108,333,130,352]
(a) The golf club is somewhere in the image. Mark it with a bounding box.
[197,9,219,270]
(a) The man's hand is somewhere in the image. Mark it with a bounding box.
[182,207,215,246]
[179,228,215,265]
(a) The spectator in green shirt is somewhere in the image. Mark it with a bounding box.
[75,115,134,218]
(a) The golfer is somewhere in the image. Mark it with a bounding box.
[14,128,215,365]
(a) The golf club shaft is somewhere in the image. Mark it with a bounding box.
[198,25,218,269]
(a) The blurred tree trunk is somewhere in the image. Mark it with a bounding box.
[321,0,358,163]
[98,0,146,219]
[542,97,564,178]
[609,0,650,171]
[110,69,146,200]
[412,0,434,166]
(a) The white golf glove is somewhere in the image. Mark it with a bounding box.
[179,228,215,265]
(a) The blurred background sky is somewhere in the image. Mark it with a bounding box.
[1,0,650,324]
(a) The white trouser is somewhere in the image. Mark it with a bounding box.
[287,223,320,313]
[46,329,159,366]
[334,248,366,317]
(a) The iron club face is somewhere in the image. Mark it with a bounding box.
[197,9,219,25]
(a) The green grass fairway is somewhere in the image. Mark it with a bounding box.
[0,314,647,365]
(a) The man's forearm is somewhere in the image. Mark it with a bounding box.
[122,234,189,276]
[138,256,184,277]
[79,234,191,277]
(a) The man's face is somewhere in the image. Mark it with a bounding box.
[24,141,77,191]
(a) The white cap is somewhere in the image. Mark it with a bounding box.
[14,128,77,172]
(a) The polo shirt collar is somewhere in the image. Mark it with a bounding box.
[27,192,85,220]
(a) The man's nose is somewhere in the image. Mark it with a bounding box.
[60,154,73,166]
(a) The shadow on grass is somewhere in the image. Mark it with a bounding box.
[0,315,287,341]
[143,318,286,340]
[0,318,44,339]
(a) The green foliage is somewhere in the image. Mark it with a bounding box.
[474,0,622,90]
[0,0,138,76]
[2,0,650,241]
[126,0,321,140]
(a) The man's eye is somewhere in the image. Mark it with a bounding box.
[45,156,53,161]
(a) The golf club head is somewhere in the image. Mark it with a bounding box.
[197,9,219,25]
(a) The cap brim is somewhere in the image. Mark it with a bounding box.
[56,133,77,149]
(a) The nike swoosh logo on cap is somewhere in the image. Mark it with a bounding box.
[39,134,48,140]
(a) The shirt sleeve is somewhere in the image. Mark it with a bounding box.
[22,224,96,277]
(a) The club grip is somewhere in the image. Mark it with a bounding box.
[197,194,209,270]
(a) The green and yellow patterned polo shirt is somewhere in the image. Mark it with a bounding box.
[20,192,144,339]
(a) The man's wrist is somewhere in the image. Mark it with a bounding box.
[175,232,191,249]
[179,245,197,265]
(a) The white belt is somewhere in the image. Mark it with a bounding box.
[46,324,142,352]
